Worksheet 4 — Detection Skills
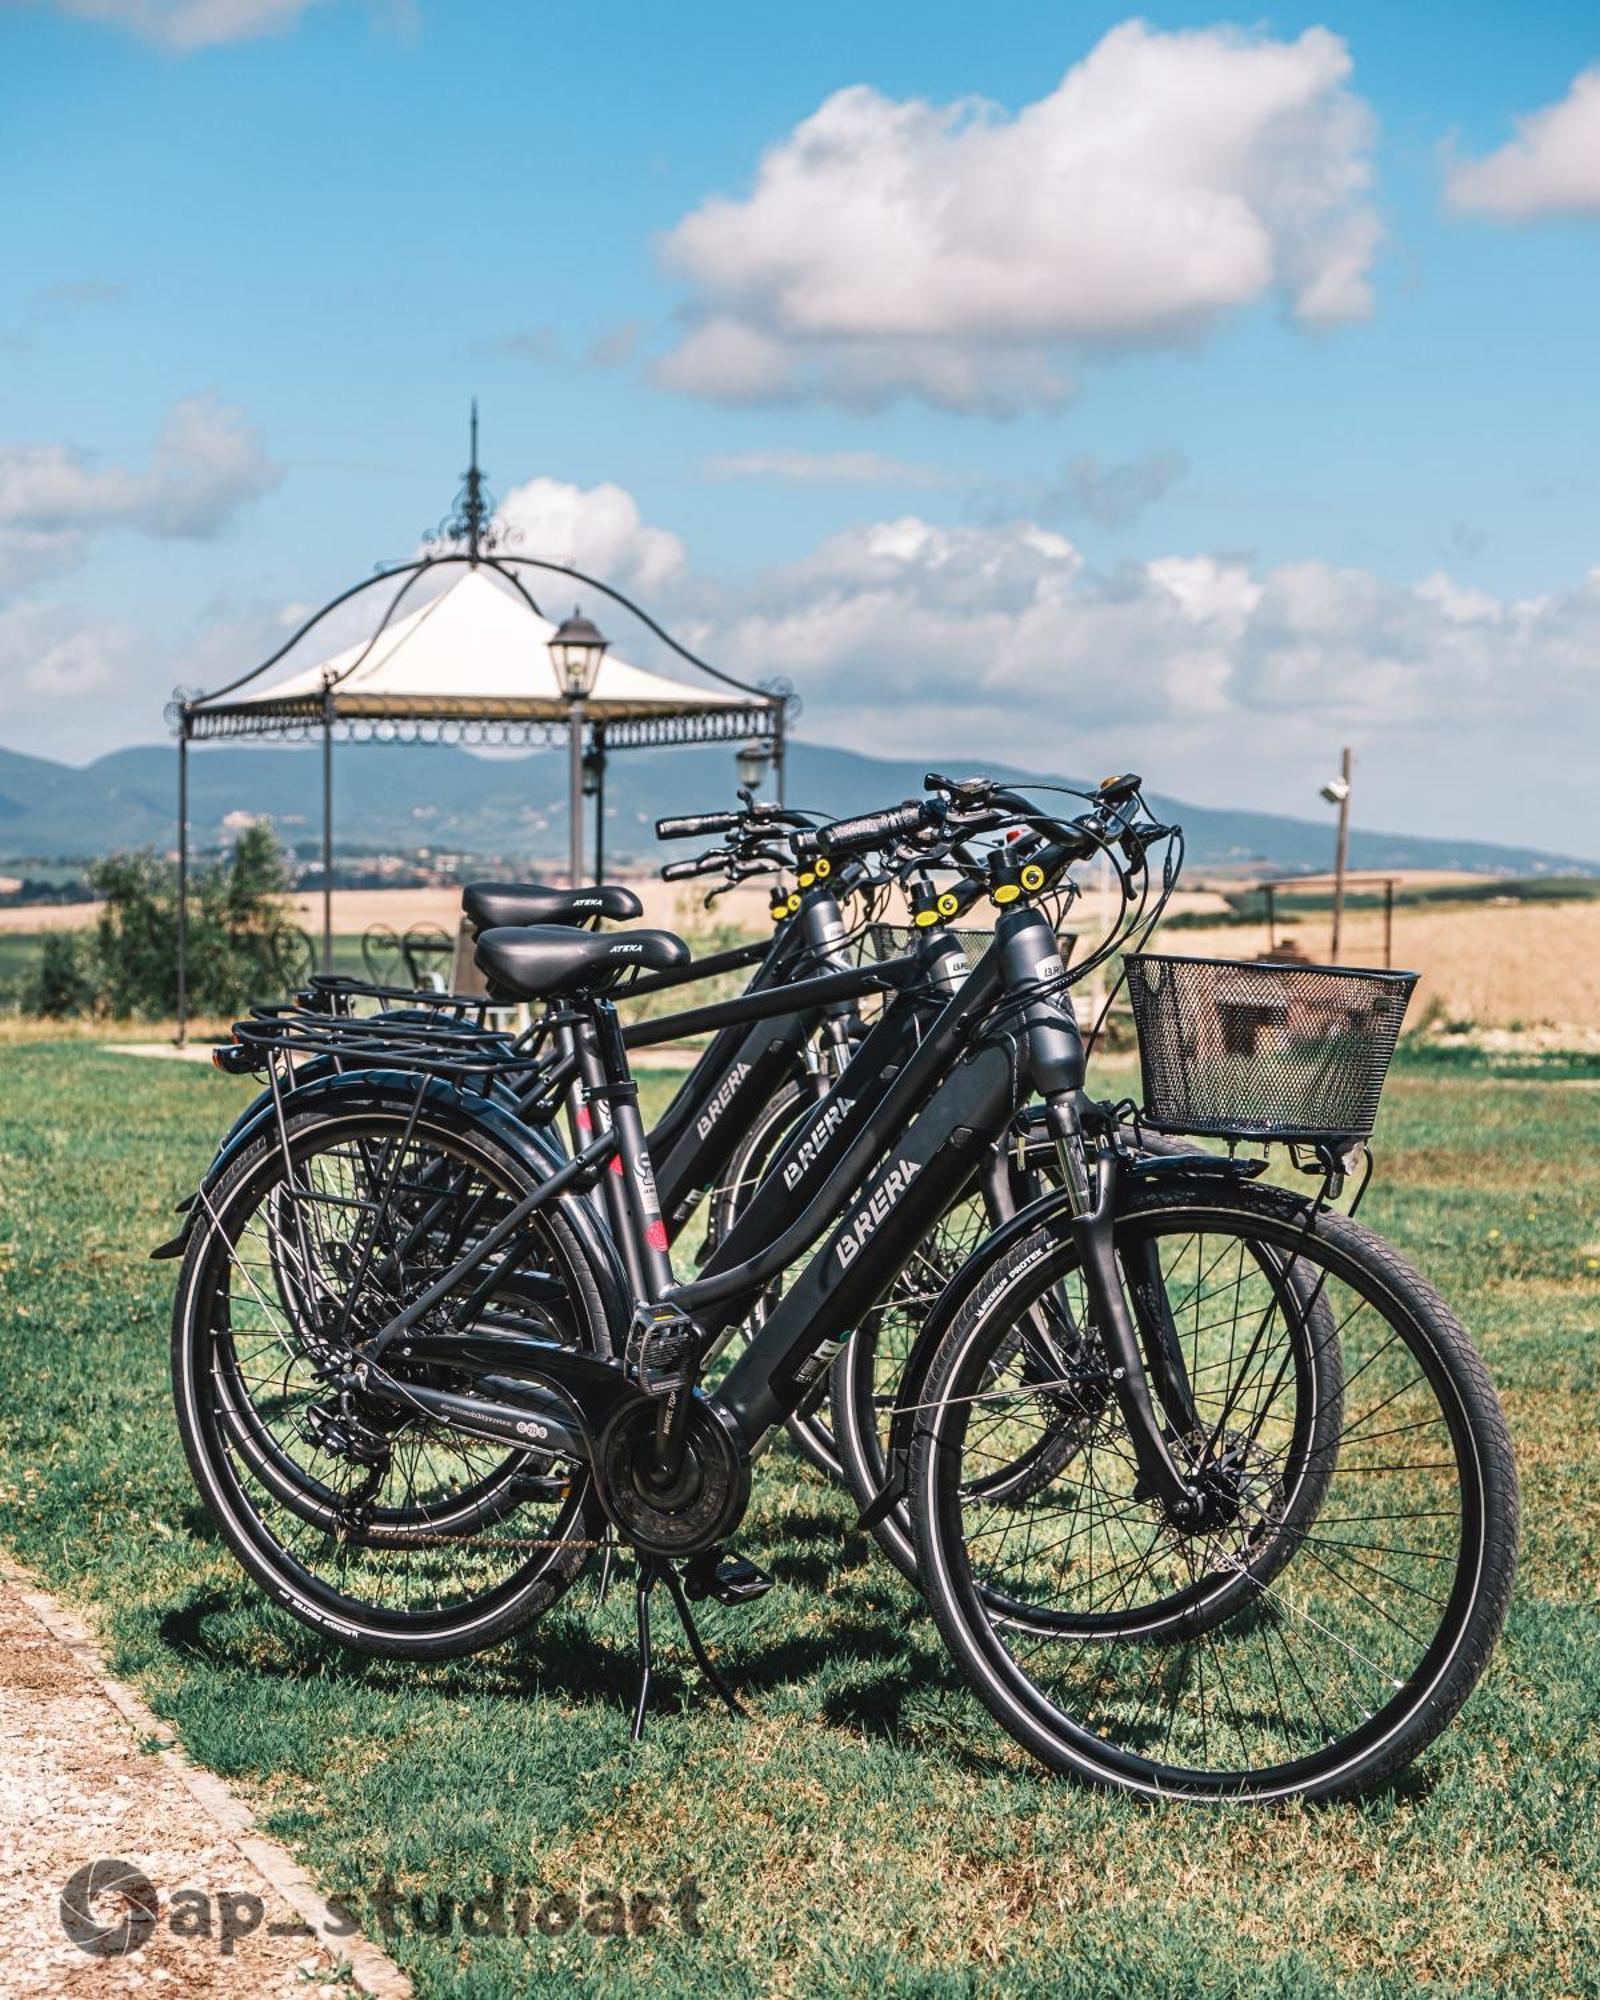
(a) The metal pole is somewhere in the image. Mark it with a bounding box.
[321,692,334,974]
[568,698,585,890]
[1330,745,1352,960]
[176,723,189,1047]
[1384,876,1394,969]
[772,703,787,807]
[1264,881,1276,954]
[593,729,606,886]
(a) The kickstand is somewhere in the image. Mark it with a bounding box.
[631,1561,656,1741]
[661,1563,745,1722]
[629,1558,746,1742]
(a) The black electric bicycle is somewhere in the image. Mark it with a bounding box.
[161,805,973,1481]
[170,775,1518,1802]
[167,780,1137,1564]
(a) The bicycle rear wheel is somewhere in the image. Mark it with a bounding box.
[173,1096,614,1658]
[911,1179,1519,1802]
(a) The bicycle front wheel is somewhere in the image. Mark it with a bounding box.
[911,1179,1519,1803]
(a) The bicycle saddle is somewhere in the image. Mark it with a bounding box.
[461,881,645,934]
[475,924,689,999]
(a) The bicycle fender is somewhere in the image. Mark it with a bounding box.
[153,1071,626,1347]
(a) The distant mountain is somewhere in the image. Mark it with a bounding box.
[0,739,1592,879]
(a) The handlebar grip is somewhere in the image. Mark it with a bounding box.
[656,811,740,841]
[660,850,729,881]
[819,799,932,859]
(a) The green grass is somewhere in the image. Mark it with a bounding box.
[0,1045,1595,1996]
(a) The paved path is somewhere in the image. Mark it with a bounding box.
[0,1564,410,1998]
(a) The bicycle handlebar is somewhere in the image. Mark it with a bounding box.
[656,811,741,841]
[660,849,733,881]
[818,799,935,859]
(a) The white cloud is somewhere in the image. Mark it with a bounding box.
[7,469,1597,856]
[685,516,1596,850]
[657,22,1379,413]
[1447,68,1600,218]
[0,599,128,757]
[704,450,947,486]
[495,475,686,597]
[0,394,278,534]
[39,0,325,47]
[0,395,279,585]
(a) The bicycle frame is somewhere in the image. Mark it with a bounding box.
[343,901,1203,1533]
[157,876,886,1270]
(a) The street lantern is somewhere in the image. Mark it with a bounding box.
[551,609,609,888]
[549,609,609,699]
[736,738,768,793]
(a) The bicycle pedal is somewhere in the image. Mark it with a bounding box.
[683,1549,773,1606]
[625,1303,700,1398]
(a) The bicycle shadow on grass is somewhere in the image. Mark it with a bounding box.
[153,1584,1444,1803]
[154,1575,986,1763]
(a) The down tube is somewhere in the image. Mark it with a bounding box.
[714,1041,1016,1450]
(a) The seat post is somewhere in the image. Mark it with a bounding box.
[590,997,675,1303]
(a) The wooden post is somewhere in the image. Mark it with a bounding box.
[1264,880,1276,953]
[1383,875,1394,969]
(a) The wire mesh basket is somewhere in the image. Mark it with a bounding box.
[1124,953,1418,1143]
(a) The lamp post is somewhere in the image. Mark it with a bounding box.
[1320,748,1353,960]
[550,609,609,889]
[583,738,606,884]
[736,737,768,798]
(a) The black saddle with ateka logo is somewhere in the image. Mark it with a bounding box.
[461,881,645,934]
[474,925,689,999]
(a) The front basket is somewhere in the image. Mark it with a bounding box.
[1124,952,1418,1144]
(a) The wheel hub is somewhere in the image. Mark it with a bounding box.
[596,1400,749,1557]
[1167,1431,1286,1558]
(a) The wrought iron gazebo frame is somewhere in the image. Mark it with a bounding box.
[171,411,791,1042]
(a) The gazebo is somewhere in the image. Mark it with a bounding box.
[173,414,789,1040]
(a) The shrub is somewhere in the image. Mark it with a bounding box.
[22,931,98,1018]
[77,824,298,1020]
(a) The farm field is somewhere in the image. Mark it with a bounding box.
[1168,900,1600,1039]
[5,878,1600,1033]
[0,1039,1595,1997]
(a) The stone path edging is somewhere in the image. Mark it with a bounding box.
[0,1560,412,2000]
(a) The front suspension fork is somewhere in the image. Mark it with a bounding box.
[1045,1097,1202,1524]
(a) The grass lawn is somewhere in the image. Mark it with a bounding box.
[0,1042,1595,1996]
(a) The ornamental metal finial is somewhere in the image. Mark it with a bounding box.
[427,399,514,560]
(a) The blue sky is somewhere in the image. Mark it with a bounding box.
[2,0,1598,854]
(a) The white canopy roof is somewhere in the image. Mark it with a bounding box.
[191,567,760,729]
